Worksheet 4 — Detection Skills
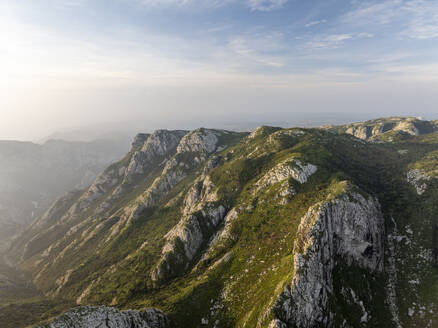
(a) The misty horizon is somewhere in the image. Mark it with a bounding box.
[2,112,436,143]
[2,0,438,141]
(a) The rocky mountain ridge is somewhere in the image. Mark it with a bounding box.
[2,117,438,328]
[325,116,438,141]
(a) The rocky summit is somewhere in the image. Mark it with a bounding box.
[2,117,438,328]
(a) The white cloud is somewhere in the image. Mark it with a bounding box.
[247,0,287,11]
[326,34,353,42]
[305,19,327,27]
[342,0,402,25]
[402,0,438,39]
[136,0,288,11]
[228,37,285,67]
[306,34,353,49]
[305,32,375,49]
[343,0,438,40]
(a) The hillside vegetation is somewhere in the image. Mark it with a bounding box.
[2,117,438,328]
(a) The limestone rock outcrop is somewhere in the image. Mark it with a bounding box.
[273,186,385,328]
[255,157,317,192]
[407,169,431,195]
[151,203,227,283]
[34,306,169,328]
[125,130,187,177]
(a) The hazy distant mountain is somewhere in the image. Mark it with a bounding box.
[38,128,134,144]
[0,138,129,251]
[36,113,372,143]
[3,117,438,328]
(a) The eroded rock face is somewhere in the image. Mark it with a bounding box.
[183,175,217,215]
[151,204,227,283]
[134,130,222,209]
[34,306,169,328]
[343,117,428,141]
[255,157,317,192]
[273,189,385,328]
[124,131,226,222]
[177,129,219,154]
[126,130,187,177]
[393,120,419,136]
[346,125,373,140]
[407,169,431,195]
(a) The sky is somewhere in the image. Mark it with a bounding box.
[1,0,438,141]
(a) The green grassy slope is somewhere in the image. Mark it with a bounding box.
[3,119,438,328]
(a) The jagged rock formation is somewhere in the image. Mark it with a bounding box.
[34,306,169,328]
[254,157,317,191]
[151,204,227,283]
[125,130,186,178]
[272,185,385,327]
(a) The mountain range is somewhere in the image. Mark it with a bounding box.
[1,116,438,328]
[0,138,129,252]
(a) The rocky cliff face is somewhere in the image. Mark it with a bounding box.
[34,306,169,328]
[125,130,187,178]
[272,186,385,328]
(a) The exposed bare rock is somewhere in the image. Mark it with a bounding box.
[407,169,431,195]
[124,130,226,221]
[102,130,189,223]
[125,130,187,177]
[342,117,436,141]
[255,157,317,192]
[34,306,169,328]
[151,203,227,283]
[393,120,419,136]
[346,125,373,140]
[273,187,385,328]
[177,128,220,154]
[183,175,218,215]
